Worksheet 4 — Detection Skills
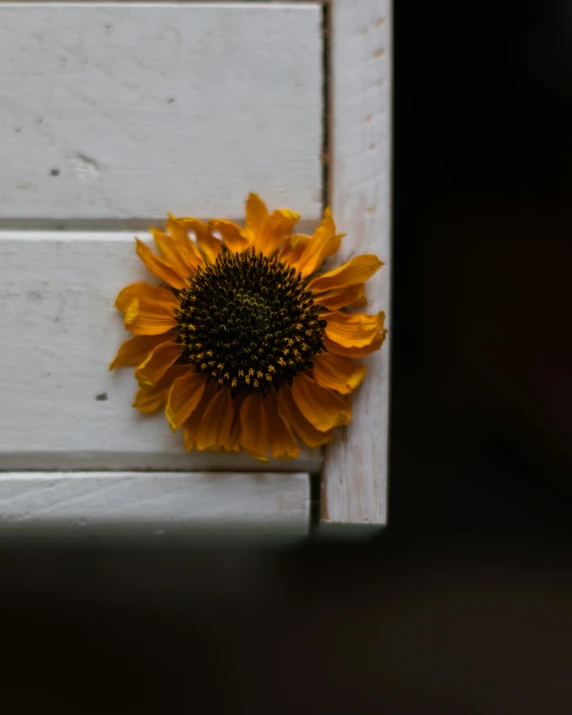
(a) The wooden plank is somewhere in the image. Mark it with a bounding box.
[0,472,310,539]
[0,232,322,473]
[320,0,392,528]
[0,2,322,222]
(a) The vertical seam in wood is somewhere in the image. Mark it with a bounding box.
[321,0,332,209]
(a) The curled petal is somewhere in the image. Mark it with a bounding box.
[165,214,205,270]
[323,331,387,358]
[135,340,182,387]
[183,382,218,452]
[277,233,312,271]
[314,283,367,311]
[291,372,351,432]
[240,393,269,462]
[258,209,300,256]
[277,384,332,447]
[307,254,382,294]
[115,282,177,314]
[196,387,234,452]
[109,332,175,371]
[133,365,188,413]
[210,219,250,253]
[324,310,385,347]
[265,390,300,459]
[180,218,223,264]
[123,297,177,336]
[135,238,186,290]
[244,192,269,247]
[297,209,343,278]
[313,353,367,394]
[165,369,207,432]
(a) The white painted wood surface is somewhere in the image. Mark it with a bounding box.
[320,0,392,528]
[0,472,310,539]
[0,2,322,222]
[0,232,322,473]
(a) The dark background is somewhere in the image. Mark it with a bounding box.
[2,1,572,712]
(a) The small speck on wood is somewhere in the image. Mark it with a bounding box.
[95,392,108,401]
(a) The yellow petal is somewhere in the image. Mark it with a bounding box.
[239,392,269,462]
[132,365,188,413]
[115,282,177,314]
[135,238,186,290]
[180,218,223,264]
[258,209,300,256]
[225,393,246,453]
[297,209,343,278]
[307,254,382,294]
[123,297,178,336]
[135,340,182,387]
[312,353,367,394]
[265,390,300,459]
[165,369,207,431]
[324,310,384,347]
[323,330,387,358]
[314,283,367,311]
[277,384,333,447]
[291,372,351,432]
[165,214,205,270]
[277,233,312,271]
[183,381,217,451]
[109,332,175,371]
[244,193,268,247]
[209,219,251,253]
[196,387,234,452]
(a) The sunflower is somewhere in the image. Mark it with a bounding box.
[110,194,386,461]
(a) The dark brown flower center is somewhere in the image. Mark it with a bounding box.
[174,248,326,391]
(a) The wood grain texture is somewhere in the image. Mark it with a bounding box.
[0,2,322,221]
[0,232,322,472]
[0,471,310,539]
[320,0,392,527]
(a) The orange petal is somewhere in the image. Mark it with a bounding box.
[123,297,178,336]
[277,384,332,447]
[277,233,311,272]
[166,214,205,270]
[314,283,367,311]
[297,209,343,278]
[115,282,177,314]
[258,209,300,256]
[135,238,186,290]
[244,193,269,247]
[265,390,300,459]
[132,365,188,413]
[196,387,234,452]
[209,219,251,253]
[109,332,175,371]
[291,372,351,432]
[135,340,182,387]
[307,254,383,294]
[324,310,385,347]
[239,392,269,462]
[323,330,387,358]
[313,353,367,394]
[181,218,223,264]
[182,381,217,451]
[165,369,207,431]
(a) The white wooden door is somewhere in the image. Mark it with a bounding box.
[0,1,391,539]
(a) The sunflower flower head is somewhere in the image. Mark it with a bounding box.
[110,193,386,462]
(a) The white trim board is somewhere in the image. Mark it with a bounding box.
[0,472,311,541]
[320,0,392,529]
[0,2,323,221]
